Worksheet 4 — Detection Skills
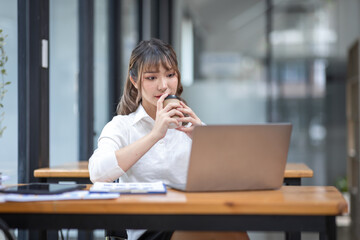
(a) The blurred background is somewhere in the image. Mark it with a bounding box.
[0,0,359,239]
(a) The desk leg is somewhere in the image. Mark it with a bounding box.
[283,177,301,240]
[319,216,336,240]
[78,230,94,240]
[284,178,301,186]
[285,232,301,240]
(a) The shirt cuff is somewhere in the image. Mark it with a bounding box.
[89,150,125,183]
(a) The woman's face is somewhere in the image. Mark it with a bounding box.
[136,64,179,116]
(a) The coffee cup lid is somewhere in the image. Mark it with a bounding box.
[164,95,180,100]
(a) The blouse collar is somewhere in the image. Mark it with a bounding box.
[132,104,154,126]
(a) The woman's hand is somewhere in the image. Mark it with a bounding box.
[176,101,202,139]
[151,93,184,140]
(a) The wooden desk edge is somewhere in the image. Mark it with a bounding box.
[284,163,314,178]
[34,169,89,178]
[284,170,314,178]
[0,186,348,216]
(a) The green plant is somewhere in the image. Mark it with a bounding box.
[335,176,348,193]
[0,28,10,138]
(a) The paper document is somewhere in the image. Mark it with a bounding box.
[3,190,120,202]
[90,181,167,194]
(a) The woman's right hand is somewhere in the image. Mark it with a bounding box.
[151,93,184,140]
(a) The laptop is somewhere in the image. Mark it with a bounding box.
[170,123,292,192]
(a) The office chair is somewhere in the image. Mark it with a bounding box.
[0,218,15,240]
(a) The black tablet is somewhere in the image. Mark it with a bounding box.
[0,183,87,195]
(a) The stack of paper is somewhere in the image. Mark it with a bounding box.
[2,190,120,202]
[90,181,167,194]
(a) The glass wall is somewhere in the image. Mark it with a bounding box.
[269,0,354,187]
[121,0,139,85]
[0,0,17,184]
[270,1,334,186]
[178,0,358,189]
[180,0,267,125]
[49,0,79,166]
[94,0,109,146]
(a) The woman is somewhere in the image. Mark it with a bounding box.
[89,38,249,240]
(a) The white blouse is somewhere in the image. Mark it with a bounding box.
[89,104,192,184]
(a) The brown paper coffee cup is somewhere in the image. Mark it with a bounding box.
[163,95,182,129]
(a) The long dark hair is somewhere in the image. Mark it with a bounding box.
[117,38,183,115]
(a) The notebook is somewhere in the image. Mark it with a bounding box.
[169,124,292,192]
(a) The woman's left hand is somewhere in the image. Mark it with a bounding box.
[175,101,202,139]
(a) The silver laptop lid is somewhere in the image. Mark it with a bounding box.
[185,124,292,192]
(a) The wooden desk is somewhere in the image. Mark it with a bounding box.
[0,186,347,240]
[34,162,314,186]
[284,163,314,185]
